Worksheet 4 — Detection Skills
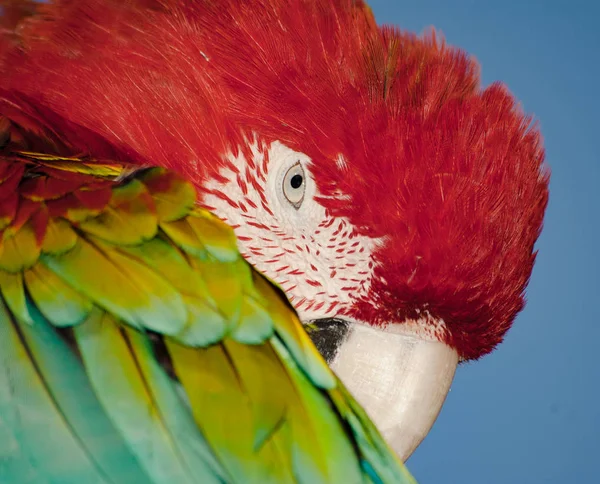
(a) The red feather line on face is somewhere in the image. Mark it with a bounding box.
[0,0,549,360]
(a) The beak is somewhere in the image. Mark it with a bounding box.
[308,318,458,461]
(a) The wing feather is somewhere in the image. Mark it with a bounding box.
[0,155,415,483]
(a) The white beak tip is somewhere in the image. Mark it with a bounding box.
[308,318,458,461]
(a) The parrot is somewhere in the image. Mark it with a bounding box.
[0,0,549,468]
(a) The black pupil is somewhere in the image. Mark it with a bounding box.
[290,174,303,189]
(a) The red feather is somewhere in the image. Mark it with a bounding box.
[0,0,549,359]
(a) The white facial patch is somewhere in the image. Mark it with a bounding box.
[200,139,378,322]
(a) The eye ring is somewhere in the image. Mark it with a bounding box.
[282,161,306,209]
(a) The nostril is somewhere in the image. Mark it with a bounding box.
[306,318,351,364]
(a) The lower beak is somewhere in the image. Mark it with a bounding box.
[308,318,458,461]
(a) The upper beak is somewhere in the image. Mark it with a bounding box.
[308,318,458,461]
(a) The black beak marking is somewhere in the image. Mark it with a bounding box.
[307,318,351,364]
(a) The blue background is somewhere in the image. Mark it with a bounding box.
[368,1,599,483]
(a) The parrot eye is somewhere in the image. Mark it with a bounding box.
[282,162,305,209]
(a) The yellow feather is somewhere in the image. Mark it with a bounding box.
[41,218,78,255]
[0,270,33,324]
[41,236,187,335]
[24,263,92,327]
[160,218,208,258]
[0,222,40,272]
[74,310,195,484]
[187,211,239,262]
[138,168,197,223]
[78,179,158,245]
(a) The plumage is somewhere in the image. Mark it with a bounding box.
[0,152,414,483]
[0,0,549,469]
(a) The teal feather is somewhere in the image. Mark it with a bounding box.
[15,299,153,484]
[269,337,364,483]
[73,309,198,484]
[0,298,108,484]
[123,329,227,484]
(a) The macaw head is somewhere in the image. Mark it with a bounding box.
[192,2,549,457]
[1,0,549,459]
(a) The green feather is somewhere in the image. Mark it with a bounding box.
[0,220,40,272]
[77,179,158,245]
[230,296,274,344]
[124,328,227,484]
[117,237,212,300]
[73,309,196,484]
[116,238,229,346]
[222,340,289,450]
[192,257,243,332]
[15,300,154,484]
[139,167,197,223]
[270,337,364,484]
[186,211,239,263]
[41,217,78,255]
[24,263,92,327]
[0,299,108,484]
[160,218,208,259]
[254,275,336,390]
[176,295,228,347]
[166,340,267,482]
[0,270,33,324]
[41,236,188,336]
